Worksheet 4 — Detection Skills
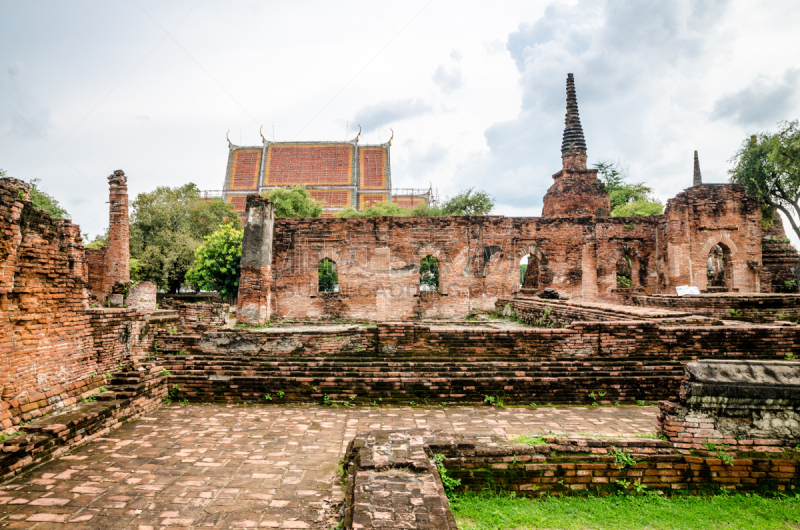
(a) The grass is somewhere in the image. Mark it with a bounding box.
[451,491,800,530]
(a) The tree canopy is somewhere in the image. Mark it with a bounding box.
[262,186,323,218]
[334,188,493,218]
[729,120,800,233]
[440,188,494,216]
[594,161,664,217]
[1,170,71,220]
[186,224,243,303]
[130,183,241,293]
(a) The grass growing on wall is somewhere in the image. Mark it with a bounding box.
[450,491,800,530]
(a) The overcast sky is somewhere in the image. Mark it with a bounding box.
[2,0,799,241]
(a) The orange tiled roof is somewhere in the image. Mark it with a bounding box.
[227,195,248,214]
[265,144,353,186]
[360,193,387,209]
[309,189,351,208]
[393,196,428,208]
[359,147,387,189]
[229,150,261,190]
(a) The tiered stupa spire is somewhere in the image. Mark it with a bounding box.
[561,73,587,170]
[693,150,702,186]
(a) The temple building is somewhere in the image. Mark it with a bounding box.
[235,73,800,324]
[213,129,434,219]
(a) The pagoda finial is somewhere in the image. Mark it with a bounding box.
[693,150,702,186]
[561,73,587,171]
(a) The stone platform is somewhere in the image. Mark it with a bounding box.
[0,404,656,528]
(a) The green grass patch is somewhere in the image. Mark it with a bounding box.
[450,492,800,529]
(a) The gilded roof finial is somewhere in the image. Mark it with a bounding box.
[260,126,266,145]
[226,129,232,148]
[355,124,361,143]
[388,128,394,146]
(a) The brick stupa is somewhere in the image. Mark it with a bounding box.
[541,74,611,217]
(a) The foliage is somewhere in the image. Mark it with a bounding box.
[610,447,638,469]
[420,255,439,290]
[440,188,495,216]
[29,178,71,219]
[186,224,244,302]
[83,228,109,249]
[263,185,324,218]
[2,169,71,219]
[129,183,241,293]
[511,434,547,446]
[594,161,664,217]
[450,491,800,530]
[520,263,527,284]
[334,190,491,218]
[433,454,461,493]
[318,258,338,292]
[729,120,800,235]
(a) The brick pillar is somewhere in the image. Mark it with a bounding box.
[237,194,275,325]
[101,170,130,300]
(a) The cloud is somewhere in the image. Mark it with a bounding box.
[432,65,463,94]
[711,68,800,127]
[1,61,53,138]
[464,0,739,211]
[351,98,432,134]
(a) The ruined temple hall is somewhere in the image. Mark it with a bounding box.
[236,73,798,324]
[2,73,800,529]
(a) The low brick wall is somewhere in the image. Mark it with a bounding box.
[633,294,800,323]
[0,362,168,482]
[342,430,800,529]
[658,360,800,451]
[153,320,800,405]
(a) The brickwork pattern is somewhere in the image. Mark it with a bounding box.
[358,147,388,189]
[153,318,800,406]
[266,144,354,186]
[229,149,262,190]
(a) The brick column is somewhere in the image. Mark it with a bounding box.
[101,170,130,300]
[237,195,275,325]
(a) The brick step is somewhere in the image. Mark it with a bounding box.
[167,373,680,404]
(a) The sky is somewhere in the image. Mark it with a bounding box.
[2,0,800,242]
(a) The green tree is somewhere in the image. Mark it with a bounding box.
[130,183,241,293]
[594,161,664,217]
[1,169,71,219]
[263,186,324,218]
[440,188,494,216]
[186,224,243,304]
[729,120,800,233]
[420,256,440,290]
[318,258,338,292]
[83,228,109,249]
[336,201,408,218]
[729,120,800,283]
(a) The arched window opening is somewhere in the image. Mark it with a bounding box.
[420,256,439,291]
[521,254,540,290]
[318,258,339,293]
[616,255,633,288]
[707,244,732,291]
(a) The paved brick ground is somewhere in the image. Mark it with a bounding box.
[0,404,657,529]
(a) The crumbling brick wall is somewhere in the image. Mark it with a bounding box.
[0,176,173,433]
[0,177,92,403]
[658,184,763,293]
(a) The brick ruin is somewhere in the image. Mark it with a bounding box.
[237,74,796,324]
[84,169,130,303]
[2,74,800,527]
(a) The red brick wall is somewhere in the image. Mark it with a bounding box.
[0,176,174,434]
[154,320,800,405]
[85,247,106,301]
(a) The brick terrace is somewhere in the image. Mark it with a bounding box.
[0,403,656,529]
